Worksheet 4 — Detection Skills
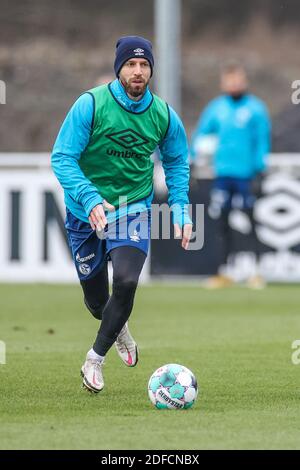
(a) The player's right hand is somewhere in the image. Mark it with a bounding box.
[88,200,115,231]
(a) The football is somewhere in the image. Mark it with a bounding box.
[148,364,198,409]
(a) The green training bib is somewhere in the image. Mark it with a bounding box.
[79,84,170,208]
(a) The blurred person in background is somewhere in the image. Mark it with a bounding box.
[190,62,271,289]
[51,36,192,393]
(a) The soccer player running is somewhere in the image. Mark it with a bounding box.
[51,36,192,393]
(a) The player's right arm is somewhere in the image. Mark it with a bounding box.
[51,93,108,230]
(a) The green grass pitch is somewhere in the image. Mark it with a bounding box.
[0,283,299,450]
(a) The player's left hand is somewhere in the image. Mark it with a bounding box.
[174,223,193,250]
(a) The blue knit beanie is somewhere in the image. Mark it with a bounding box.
[114,36,154,77]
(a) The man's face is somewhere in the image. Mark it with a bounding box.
[221,70,248,97]
[119,58,151,99]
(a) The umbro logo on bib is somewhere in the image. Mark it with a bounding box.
[105,129,149,149]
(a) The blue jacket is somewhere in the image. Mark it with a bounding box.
[190,94,271,178]
[51,79,191,226]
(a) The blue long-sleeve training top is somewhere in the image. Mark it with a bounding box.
[190,94,271,179]
[51,79,191,227]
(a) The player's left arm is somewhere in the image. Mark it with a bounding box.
[252,100,271,175]
[159,105,193,250]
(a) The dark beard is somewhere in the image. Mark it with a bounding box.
[123,79,147,98]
